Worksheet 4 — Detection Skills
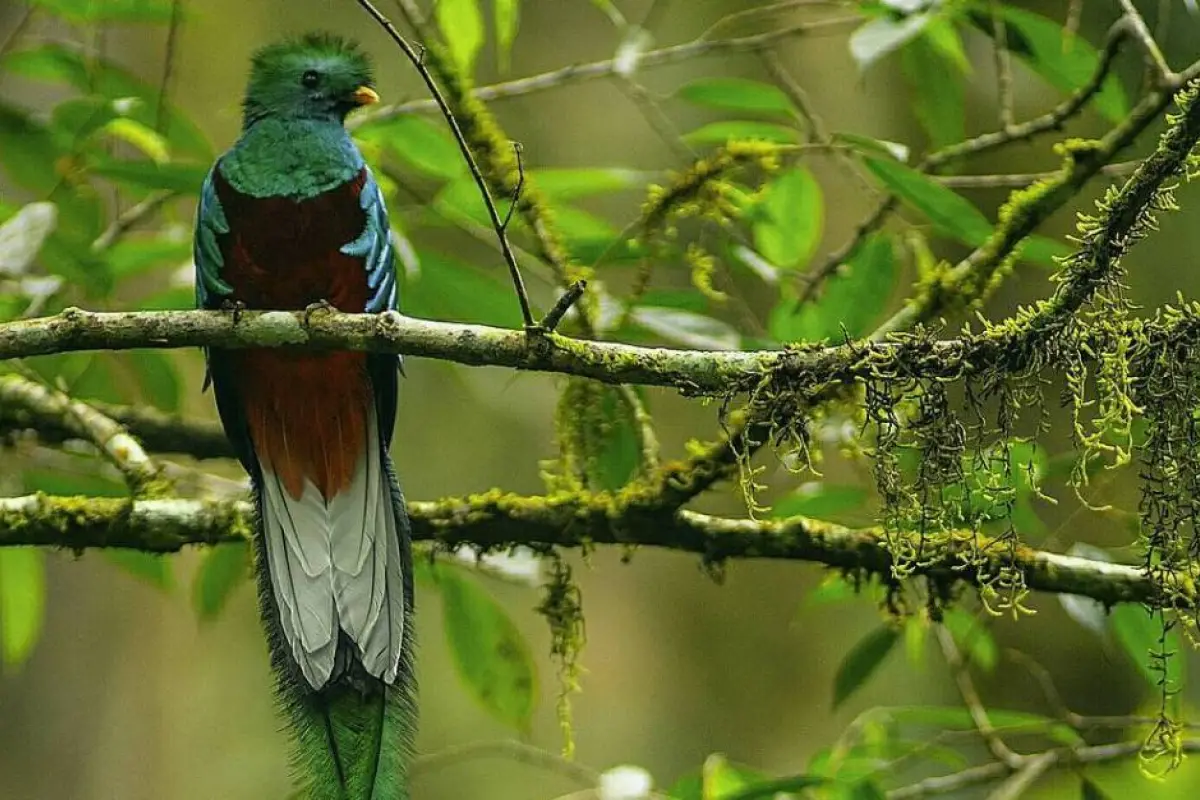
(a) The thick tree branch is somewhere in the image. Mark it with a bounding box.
[0,493,1186,609]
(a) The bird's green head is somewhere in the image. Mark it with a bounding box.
[242,32,378,127]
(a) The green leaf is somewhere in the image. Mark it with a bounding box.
[724,775,827,800]
[532,168,650,201]
[437,0,485,78]
[752,167,823,270]
[1110,604,1185,693]
[23,455,125,497]
[358,115,465,180]
[832,131,910,163]
[404,250,524,328]
[770,233,896,342]
[904,615,927,668]
[88,158,206,193]
[102,551,173,591]
[432,177,511,229]
[864,156,992,246]
[106,236,191,281]
[886,705,1083,746]
[2,45,212,160]
[140,286,195,310]
[833,624,900,708]
[0,103,64,194]
[805,574,861,608]
[436,564,537,730]
[970,7,1127,124]
[192,542,250,621]
[902,27,964,148]
[849,12,933,71]
[0,549,45,669]
[942,608,998,672]
[1081,778,1111,800]
[682,121,800,147]
[700,754,758,799]
[101,118,170,163]
[494,0,520,69]
[676,77,796,120]
[630,306,741,350]
[559,379,644,491]
[772,483,866,520]
[126,350,180,411]
[29,0,176,23]
[51,96,121,143]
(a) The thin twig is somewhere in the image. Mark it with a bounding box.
[989,0,1015,130]
[91,191,175,252]
[155,0,184,134]
[935,160,1140,189]
[353,0,536,328]
[538,280,587,333]
[411,739,598,786]
[797,21,1132,308]
[0,4,33,59]
[348,16,862,130]
[888,740,1200,799]
[500,141,524,231]
[936,627,1021,769]
[1118,0,1175,84]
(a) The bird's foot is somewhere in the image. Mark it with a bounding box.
[220,298,247,324]
[303,299,336,326]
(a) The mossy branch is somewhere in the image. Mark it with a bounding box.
[0,492,1184,609]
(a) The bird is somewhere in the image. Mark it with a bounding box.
[192,33,415,799]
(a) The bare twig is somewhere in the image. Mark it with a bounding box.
[412,739,597,786]
[1118,0,1175,84]
[538,280,588,333]
[988,1,1015,130]
[937,627,1021,769]
[934,161,1140,189]
[348,15,862,130]
[91,191,175,252]
[888,740,1200,799]
[0,5,33,59]
[154,0,184,134]
[353,0,536,328]
[798,21,1132,308]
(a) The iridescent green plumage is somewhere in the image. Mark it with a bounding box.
[195,32,414,800]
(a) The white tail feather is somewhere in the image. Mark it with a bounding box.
[260,404,406,689]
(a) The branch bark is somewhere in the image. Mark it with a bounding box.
[0,493,1182,608]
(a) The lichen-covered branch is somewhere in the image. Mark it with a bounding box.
[0,492,1183,609]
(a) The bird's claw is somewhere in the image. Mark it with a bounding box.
[220,298,247,324]
[303,299,335,326]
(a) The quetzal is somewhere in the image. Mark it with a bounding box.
[192,33,415,799]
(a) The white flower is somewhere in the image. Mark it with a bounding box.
[599,765,654,800]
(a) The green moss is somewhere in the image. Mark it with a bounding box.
[535,555,585,757]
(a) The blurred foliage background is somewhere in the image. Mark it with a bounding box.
[3,0,1200,798]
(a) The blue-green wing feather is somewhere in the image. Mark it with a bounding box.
[194,165,233,309]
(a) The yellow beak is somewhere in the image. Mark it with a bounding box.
[351,85,380,106]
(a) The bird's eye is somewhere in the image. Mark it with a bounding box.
[301,70,320,88]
